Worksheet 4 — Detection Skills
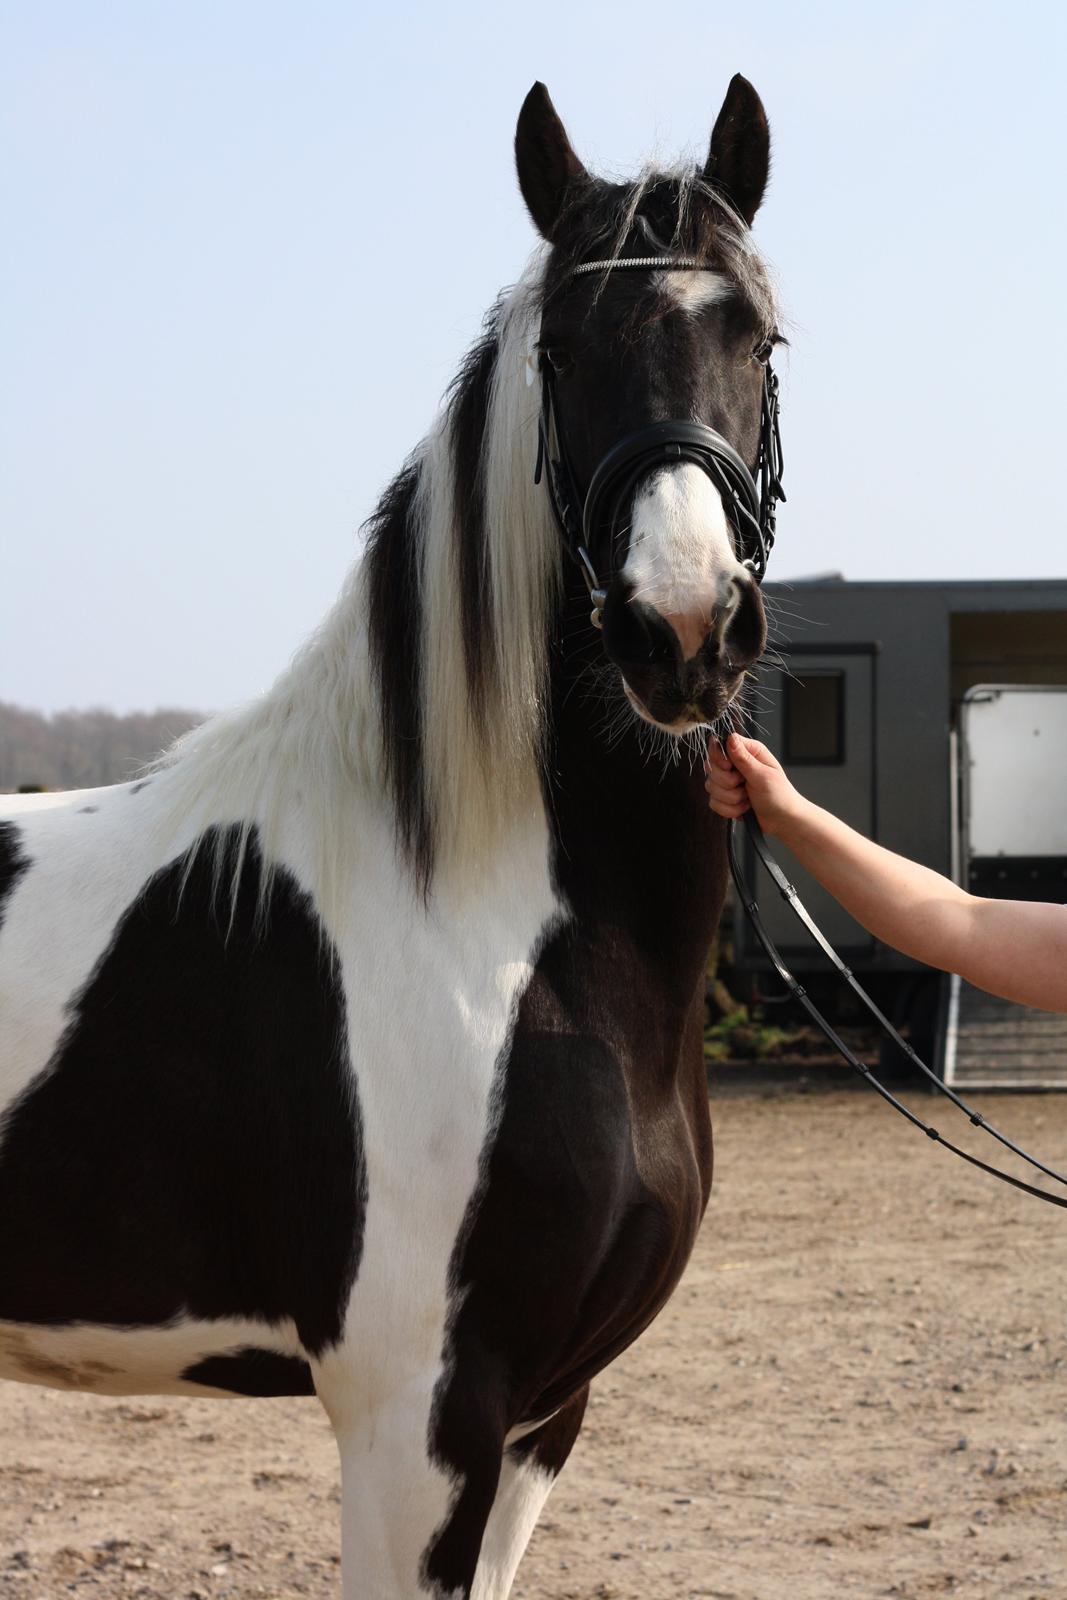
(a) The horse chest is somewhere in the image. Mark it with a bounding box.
[435,930,711,1430]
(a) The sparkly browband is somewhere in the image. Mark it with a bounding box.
[572,256,717,276]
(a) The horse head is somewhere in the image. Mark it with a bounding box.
[516,77,779,734]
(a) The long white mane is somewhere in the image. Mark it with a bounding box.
[151,252,559,916]
[418,252,560,878]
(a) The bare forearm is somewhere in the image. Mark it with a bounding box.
[777,799,972,968]
[706,735,1067,1012]
[775,800,1067,1011]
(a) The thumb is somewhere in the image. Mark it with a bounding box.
[727,733,778,772]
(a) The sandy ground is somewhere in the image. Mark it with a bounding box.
[2,1085,1067,1600]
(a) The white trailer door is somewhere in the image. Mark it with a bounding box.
[944,685,1067,1088]
[961,685,1067,896]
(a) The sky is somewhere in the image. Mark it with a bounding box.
[3,1,1065,713]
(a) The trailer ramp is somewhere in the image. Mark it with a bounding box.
[944,975,1067,1089]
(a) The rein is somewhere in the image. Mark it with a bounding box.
[531,249,1067,1210]
[727,809,1067,1210]
[533,256,784,620]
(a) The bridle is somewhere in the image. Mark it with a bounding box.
[531,252,1067,1212]
[533,255,785,623]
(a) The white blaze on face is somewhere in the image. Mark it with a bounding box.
[621,462,749,661]
[656,266,734,315]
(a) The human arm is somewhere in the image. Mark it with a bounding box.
[705,732,1067,1014]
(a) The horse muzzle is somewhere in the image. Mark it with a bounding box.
[601,577,766,731]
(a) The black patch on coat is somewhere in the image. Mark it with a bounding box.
[182,1348,316,1397]
[78,806,99,814]
[129,780,152,795]
[0,826,365,1357]
[423,577,723,1596]
[0,822,30,932]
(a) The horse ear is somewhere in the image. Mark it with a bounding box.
[515,82,589,241]
[704,74,770,226]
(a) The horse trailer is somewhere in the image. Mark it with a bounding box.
[735,578,1067,1087]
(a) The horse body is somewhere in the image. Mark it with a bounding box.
[0,644,715,1595]
[0,76,776,1598]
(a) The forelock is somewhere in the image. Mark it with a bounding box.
[546,166,778,336]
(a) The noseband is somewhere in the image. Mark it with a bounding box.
[533,255,785,623]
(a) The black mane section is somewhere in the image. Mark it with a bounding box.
[364,463,434,887]
[0,825,365,1357]
[449,328,499,729]
[0,822,30,931]
[364,313,507,888]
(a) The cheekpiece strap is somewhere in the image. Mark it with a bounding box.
[534,256,784,608]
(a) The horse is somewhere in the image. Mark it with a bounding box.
[0,76,780,1599]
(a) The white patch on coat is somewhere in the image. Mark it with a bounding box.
[315,798,563,1600]
[621,462,749,658]
[0,782,206,1116]
[0,1313,305,1397]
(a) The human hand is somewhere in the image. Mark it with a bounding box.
[704,733,805,838]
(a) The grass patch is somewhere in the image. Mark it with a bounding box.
[704,1005,807,1063]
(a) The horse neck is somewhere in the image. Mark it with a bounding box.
[145,558,382,915]
[544,580,726,1000]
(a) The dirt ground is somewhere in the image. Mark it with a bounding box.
[2,1085,1066,1600]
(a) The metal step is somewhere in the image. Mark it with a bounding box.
[943,973,1067,1088]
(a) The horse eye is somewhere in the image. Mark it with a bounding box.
[753,331,786,365]
[542,347,573,374]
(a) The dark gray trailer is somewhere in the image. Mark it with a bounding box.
[735,578,1067,1085]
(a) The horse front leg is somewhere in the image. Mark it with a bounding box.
[471,1389,589,1600]
[324,1379,587,1599]
[323,1375,461,1600]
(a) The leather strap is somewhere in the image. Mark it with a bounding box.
[727,809,1067,1208]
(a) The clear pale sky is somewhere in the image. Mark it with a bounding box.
[4,2,1065,713]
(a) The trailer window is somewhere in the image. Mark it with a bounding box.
[784,672,845,765]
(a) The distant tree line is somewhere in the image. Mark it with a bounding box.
[0,702,206,793]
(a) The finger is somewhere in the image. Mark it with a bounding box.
[704,738,733,773]
[728,733,778,770]
[707,794,747,817]
[704,768,744,793]
[707,795,750,819]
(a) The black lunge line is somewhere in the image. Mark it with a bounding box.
[727,809,1067,1210]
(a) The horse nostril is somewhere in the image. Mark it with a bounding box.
[723,573,767,662]
[603,593,677,667]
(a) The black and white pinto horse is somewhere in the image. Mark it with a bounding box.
[0,78,780,1599]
